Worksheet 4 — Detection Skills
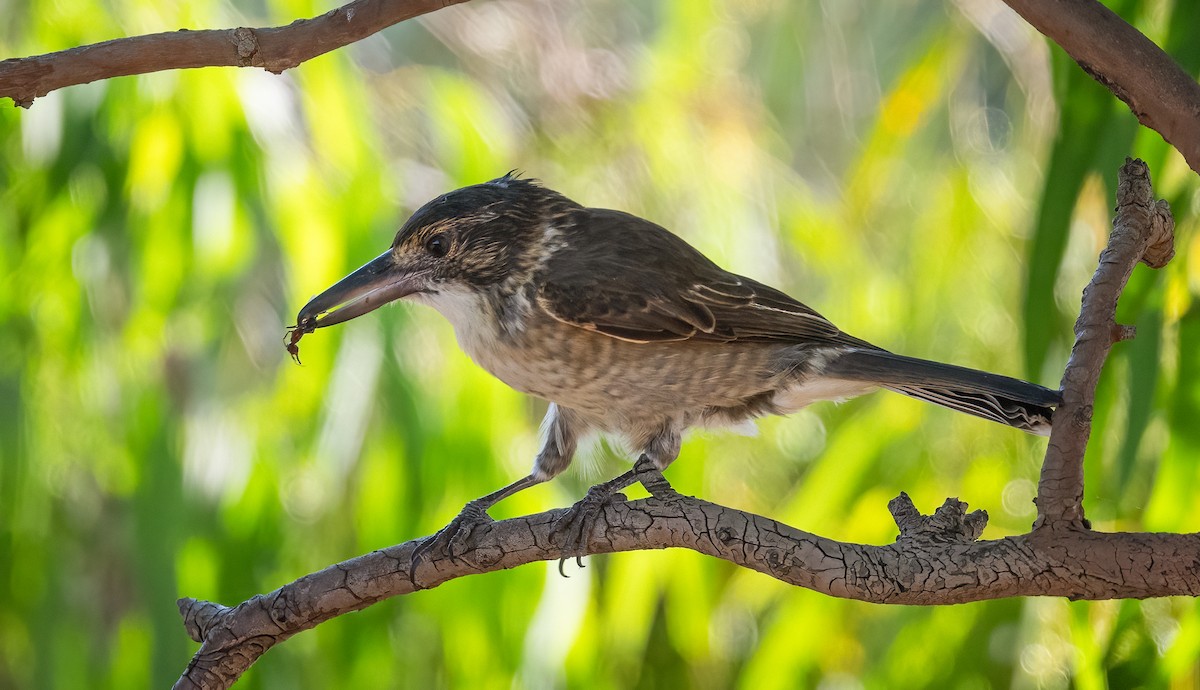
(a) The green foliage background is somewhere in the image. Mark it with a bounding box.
[2,0,1199,687]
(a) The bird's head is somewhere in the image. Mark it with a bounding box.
[295,173,573,332]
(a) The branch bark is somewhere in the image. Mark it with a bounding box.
[174,493,1200,689]
[0,0,466,107]
[175,160,1176,689]
[1000,0,1200,174]
[1035,158,1175,528]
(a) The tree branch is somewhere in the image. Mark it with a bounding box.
[174,491,1200,689]
[1000,0,1200,175]
[175,159,1176,689]
[1035,158,1175,528]
[0,0,466,107]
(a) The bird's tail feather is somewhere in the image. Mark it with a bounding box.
[823,349,1060,436]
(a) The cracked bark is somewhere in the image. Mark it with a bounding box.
[175,160,1176,689]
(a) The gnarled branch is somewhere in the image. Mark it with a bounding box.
[175,493,1200,689]
[175,159,1174,689]
[174,491,1200,689]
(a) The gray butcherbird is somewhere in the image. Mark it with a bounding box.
[291,173,1059,570]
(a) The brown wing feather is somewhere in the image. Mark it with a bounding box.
[535,208,858,346]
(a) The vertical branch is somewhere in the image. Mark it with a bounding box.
[1035,158,1175,529]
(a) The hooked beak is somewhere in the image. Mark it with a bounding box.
[296,251,427,331]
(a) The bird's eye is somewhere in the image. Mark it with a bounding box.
[425,234,449,257]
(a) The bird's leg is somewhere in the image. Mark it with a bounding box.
[553,435,682,576]
[409,473,545,587]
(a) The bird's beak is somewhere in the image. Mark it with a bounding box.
[296,251,426,330]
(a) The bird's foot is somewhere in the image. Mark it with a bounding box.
[408,474,543,587]
[409,499,494,587]
[552,455,671,576]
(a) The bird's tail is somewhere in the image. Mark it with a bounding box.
[822,349,1060,436]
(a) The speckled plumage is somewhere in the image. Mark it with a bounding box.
[297,173,1060,503]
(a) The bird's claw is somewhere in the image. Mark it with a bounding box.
[551,455,673,577]
[552,485,628,577]
[409,500,495,587]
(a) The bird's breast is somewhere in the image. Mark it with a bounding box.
[459,313,788,427]
[413,288,873,433]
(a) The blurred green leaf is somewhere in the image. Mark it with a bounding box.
[2,1,1199,688]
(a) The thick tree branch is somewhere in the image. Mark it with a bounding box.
[0,0,466,107]
[1035,158,1175,528]
[174,492,1200,689]
[175,159,1177,689]
[1000,0,1200,174]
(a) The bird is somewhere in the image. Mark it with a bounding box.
[290,172,1060,568]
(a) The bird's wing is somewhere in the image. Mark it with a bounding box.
[535,208,854,345]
